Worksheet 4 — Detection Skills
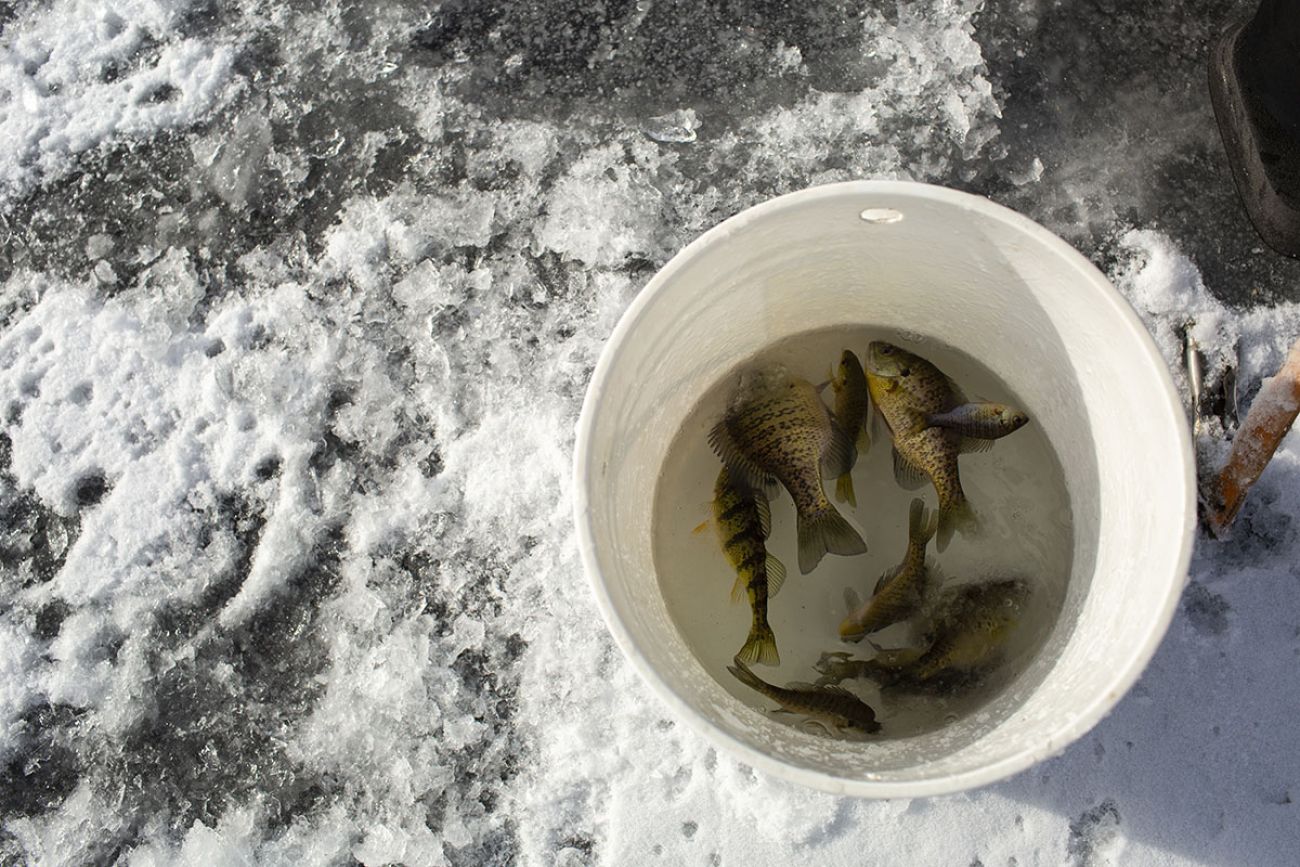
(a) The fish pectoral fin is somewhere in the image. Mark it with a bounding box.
[692,518,711,536]
[959,435,995,453]
[821,416,857,479]
[708,422,776,491]
[891,446,928,490]
[730,572,747,604]
[754,490,772,538]
[766,555,787,596]
[843,586,864,613]
[855,423,871,453]
[874,565,900,595]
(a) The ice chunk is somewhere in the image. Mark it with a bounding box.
[642,108,699,144]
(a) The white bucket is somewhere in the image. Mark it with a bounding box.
[572,180,1195,797]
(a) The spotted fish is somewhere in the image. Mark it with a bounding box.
[865,341,978,551]
[709,367,866,573]
[910,579,1029,681]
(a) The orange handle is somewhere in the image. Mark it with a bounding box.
[1207,338,1300,537]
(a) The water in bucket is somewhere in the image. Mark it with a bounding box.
[651,326,1073,739]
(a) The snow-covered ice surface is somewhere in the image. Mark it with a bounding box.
[2,0,1300,864]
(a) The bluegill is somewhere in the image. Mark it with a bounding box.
[865,341,977,551]
[709,368,866,574]
[827,349,871,507]
[909,402,1029,440]
[728,658,881,735]
[710,467,785,666]
[839,498,939,641]
[910,579,1029,681]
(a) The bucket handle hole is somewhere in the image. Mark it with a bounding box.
[859,207,904,224]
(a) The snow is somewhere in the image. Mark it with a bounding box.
[3,1,1300,866]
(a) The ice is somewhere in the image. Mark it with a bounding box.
[3,0,1300,865]
[642,109,698,144]
[0,0,238,203]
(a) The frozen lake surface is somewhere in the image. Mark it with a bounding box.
[2,1,1300,865]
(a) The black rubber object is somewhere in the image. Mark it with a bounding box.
[1209,0,1300,258]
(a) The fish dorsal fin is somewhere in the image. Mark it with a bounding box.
[960,435,995,454]
[892,446,927,490]
[766,554,787,596]
[784,680,817,691]
[820,416,857,479]
[844,586,864,613]
[755,489,772,538]
[708,420,776,491]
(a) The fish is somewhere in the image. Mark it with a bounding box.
[839,498,939,641]
[827,349,871,507]
[709,367,866,574]
[813,648,924,688]
[728,658,881,735]
[910,579,1029,681]
[909,402,1029,440]
[865,340,978,551]
[710,466,785,666]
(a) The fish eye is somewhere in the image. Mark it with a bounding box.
[899,367,912,376]
[880,346,894,355]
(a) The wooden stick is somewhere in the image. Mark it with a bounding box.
[1206,337,1300,537]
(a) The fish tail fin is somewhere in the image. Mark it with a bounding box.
[908,497,939,546]
[796,501,867,574]
[936,494,977,552]
[835,472,857,508]
[727,657,765,691]
[737,621,780,667]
